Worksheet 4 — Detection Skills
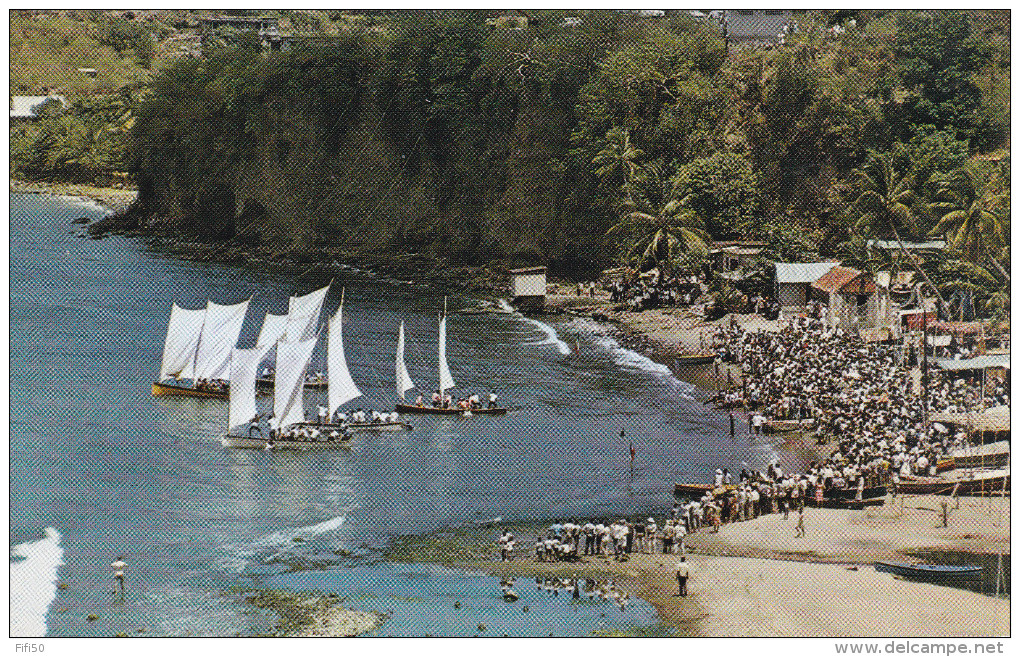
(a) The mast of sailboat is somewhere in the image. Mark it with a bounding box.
[439,297,446,402]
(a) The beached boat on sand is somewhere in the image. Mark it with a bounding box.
[898,470,1010,496]
[874,561,983,582]
[674,353,717,366]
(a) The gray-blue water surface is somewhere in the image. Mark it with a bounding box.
[10,193,769,636]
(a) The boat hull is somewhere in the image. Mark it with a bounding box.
[152,381,228,399]
[395,404,508,416]
[293,421,413,433]
[256,377,328,390]
[898,473,1010,496]
[874,561,983,581]
[220,435,351,450]
[675,355,716,366]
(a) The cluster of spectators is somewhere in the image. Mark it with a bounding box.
[606,271,705,311]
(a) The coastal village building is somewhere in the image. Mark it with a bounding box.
[810,265,881,331]
[722,9,793,45]
[510,266,547,309]
[710,240,764,279]
[774,261,838,309]
[9,95,67,121]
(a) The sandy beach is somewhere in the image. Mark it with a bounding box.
[456,496,1009,637]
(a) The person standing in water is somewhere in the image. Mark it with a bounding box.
[111,556,127,596]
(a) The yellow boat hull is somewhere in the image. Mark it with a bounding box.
[152,381,228,399]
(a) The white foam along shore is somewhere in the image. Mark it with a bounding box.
[569,317,695,398]
[218,515,347,573]
[498,299,571,355]
[10,527,64,637]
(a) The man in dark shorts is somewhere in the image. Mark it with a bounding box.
[675,556,690,597]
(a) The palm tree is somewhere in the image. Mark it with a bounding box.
[606,190,711,276]
[929,164,1009,281]
[852,151,946,307]
[593,127,645,203]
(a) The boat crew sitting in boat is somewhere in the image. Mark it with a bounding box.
[488,392,498,408]
[352,408,367,423]
[415,394,425,407]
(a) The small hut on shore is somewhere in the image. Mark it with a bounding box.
[510,266,547,309]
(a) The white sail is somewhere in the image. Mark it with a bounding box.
[256,313,287,347]
[228,344,272,432]
[438,314,456,393]
[285,284,329,341]
[327,304,362,416]
[159,304,206,381]
[395,321,415,400]
[194,299,250,381]
[274,337,318,430]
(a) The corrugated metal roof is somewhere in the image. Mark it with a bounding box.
[10,95,67,119]
[933,354,1011,371]
[774,262,839,284]
[868,239,946,250]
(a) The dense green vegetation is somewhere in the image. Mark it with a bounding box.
[11,10,1010,312]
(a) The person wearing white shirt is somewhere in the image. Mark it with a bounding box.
[644,517,657,554]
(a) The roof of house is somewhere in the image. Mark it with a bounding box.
[10,95,67,119]
[509,266,547,275]
[774,262,839,284]
[811,265,875,295]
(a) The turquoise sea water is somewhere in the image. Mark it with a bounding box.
[9,193,770,636]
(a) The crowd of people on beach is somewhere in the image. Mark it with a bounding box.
[499,518,690,565]
[606,270,706,312]
[681,307,1010,524]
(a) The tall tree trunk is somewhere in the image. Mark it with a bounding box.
[983,244,1011,282]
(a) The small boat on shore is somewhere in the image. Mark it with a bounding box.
[762,418,814,434]
[674,353,716,366]
[874,561,983,582]
[898,470,1010,496]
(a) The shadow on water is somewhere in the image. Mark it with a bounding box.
[902,549,1010,597]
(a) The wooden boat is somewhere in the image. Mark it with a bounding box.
[951,441,1010,470]
[395,403,508,416]
[899,471,1010,496]
[762,418,814,434]
[394,299,508,418]
[220,434,351,450]
[152,381,228,399]
[293,420,413,433]
[818,485,887,508]
[153,298,250,398]
[674,483,715,498]
[256,376,328,390]
[674,353,716,366]
[874,561,983,581]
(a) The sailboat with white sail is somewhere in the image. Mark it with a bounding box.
[221,328,354,449]
[152,297,250,399]
[293,293,412,432]
[256,285,331,390]
[395,299,508,416]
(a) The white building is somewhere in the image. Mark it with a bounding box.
[510,266,547,308]
[774,262,838,309]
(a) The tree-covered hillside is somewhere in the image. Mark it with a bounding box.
[12,10,1011,305]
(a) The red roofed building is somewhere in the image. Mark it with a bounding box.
[811,266,888,332]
